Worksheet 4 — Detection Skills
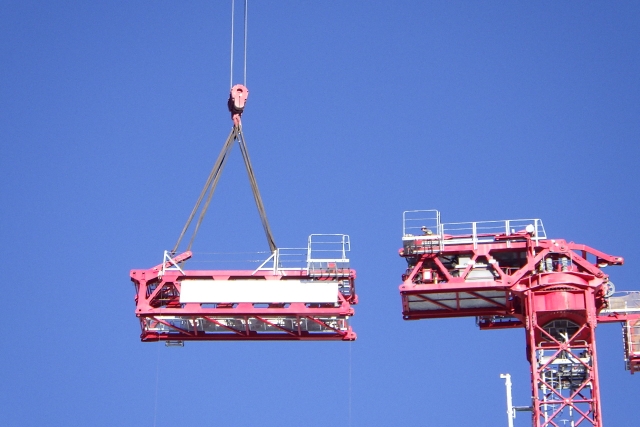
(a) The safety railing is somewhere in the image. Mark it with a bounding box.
[254,247,307,274]
[166,234,351,276]
[252,234,351,276]
[403,209,441,237]
[599,292,640,373]
[307,234,351,277]
[623,318,640,373]
[625,321,640,355]
[602,291,640,314]
[402,210,546,251]
[440,218,546,249]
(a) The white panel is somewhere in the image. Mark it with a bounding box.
[179,279,338,303]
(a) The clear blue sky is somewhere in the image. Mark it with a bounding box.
[2,1,639,426]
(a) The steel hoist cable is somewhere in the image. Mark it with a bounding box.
[173,0,276,254]
[173,125,277,254]
[236,126,276,252]
[229,0,248,88]
[229,0,235,89]
[172,129,235,253]
[243,0,247,86]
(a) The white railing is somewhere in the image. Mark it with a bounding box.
[252,234,351,275]
[307,234,351,276]
[253,247,307,274]
[307,234,350,262]
[402,210,546,250]
[602,291,640,314]
[175,250,275,271]
[440,218,546,248]
[403,209,441,237]
[626,321,640,355]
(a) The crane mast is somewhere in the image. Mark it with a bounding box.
[398,210,638,427]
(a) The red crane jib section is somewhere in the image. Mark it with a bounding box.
[131,252,357,342]
[399,235,622,322]
[398,230,636,427]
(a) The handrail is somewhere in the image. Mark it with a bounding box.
[403,210,546,250]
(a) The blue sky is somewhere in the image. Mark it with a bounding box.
[1,1,639,426]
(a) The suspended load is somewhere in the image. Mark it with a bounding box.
[131,234,356,342]
[130,0,357,344]
[129,82,358,343]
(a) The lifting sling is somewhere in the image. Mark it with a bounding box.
[172,85,277,254]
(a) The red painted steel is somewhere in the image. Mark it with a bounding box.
[228,84,248,126]
[398,212,631,427]
[131,251,357,342]
[598,308,640,374]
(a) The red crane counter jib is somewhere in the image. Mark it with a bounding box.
[131,236,357,342]
[398,213,622,323]
[397,210,632,427]
[400,238,621,322]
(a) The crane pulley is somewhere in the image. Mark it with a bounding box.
[172,84,276,254]
[228,84,248,126]
[171,1,274,254]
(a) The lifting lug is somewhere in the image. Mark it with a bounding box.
[228,84,249,126]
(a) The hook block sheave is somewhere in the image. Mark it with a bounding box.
[228,84,248,126]
[398,210,636,427]
[131,249,357,342]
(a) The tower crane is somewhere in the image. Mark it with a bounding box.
[398,209,639,427]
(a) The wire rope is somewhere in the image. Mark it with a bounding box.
[174,127,277,254]
[173,0,277,254]
[230,0,248,87]
[186,131,236,251]
[349,340,353,427]
[173,128,236,253]
[243,0,248,86]
[153,343,160,427]
[230,0,235,89]
[236,127,277,252]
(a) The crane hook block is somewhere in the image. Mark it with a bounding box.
[228,84,249,126]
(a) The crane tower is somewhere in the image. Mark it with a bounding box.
[398,210,640,427]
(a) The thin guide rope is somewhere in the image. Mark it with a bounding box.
[153,343,160,427]
[349,341,352,427]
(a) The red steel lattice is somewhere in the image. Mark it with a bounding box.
[398,210,636,427]
[132,250,357,342]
